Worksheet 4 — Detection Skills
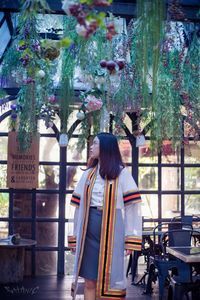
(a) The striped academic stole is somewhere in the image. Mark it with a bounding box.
[76,167,97,277]
[96,178,126,300]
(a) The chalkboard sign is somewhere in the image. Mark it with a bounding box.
[7,132,40,189]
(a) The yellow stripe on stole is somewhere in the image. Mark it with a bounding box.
[96,179,126,299]
[74,167,97,291]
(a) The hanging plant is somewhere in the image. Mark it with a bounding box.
[62,0,116,40]
[59,16,78,136]
[150,22,187,149]
[182,31,200,140]
[0,0,72,151]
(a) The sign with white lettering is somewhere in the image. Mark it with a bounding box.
[7,131,40,189]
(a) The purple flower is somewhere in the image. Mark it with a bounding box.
[23,77,35,84]
[18,44,28,51]
[10,104,17,110]
[20,54,30,66]
[11,113,17,120]
[31,41,40,51]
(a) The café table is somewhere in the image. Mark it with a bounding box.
[166,246,200,299]
[0,238,36,283]
[166,246,200,263]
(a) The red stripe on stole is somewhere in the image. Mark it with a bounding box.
[71,197,80,203]
[124,194,141,201]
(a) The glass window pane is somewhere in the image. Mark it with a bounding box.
[0,165,7,188]
[0,117,9,132]
[38,118,58,134]
[39,137,59,162]
[0,221,8,238]
[139,167,158,190]
[161,142,180,164]
[67,138,87,162]
[143,221,158,231]
[35,251,57,275]
[185,195,200,216]
[141,194,158,219]
[0,137,8,160]
[0,21,11,58]
[39,165,59,189]
[0,165,7,189]
[138,141,158,163]
[184,141,200,163]
[0,193,9,218]
[162,167,181,190]
[119,139,131,163]
[13,222,31,239]
[162,195,181,219]
[36,222,58,246]
[66,166,84,190]
[36,194,58,218]
[65,251,75,275]
[185,168,200,190]
[13,193,32,218]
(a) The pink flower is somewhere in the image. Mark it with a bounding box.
[84,95,103,112]
[48,95,57,104]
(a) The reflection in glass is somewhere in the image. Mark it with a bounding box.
[0,221,8,238]
[162,195,181,219]
[39,165,59,189]
[0,137,8,160]
[0,193,9,217]
[36,251,57,275]
[139,167,157,190]
[139,141,158,163]
[185,168,200,190]
[36,222,58,246]
[119,139,131,163]
[66,166,84,190]
[13,222,31,239]
[141,194,158,219]
[185,195,200,215]
[161,142,180,164]
[185,141,200,164]
[39,137,59,162]
[36,194,58,218]
[67,138,87,162]
[162,167,181,190]
[13,193,32,218]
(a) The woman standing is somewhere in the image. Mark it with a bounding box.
[68,132,142,300]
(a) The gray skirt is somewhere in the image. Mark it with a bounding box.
[79,207,102,280]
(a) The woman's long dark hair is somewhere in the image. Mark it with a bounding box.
[87,132,125,180]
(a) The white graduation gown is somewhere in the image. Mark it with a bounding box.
[67,167,142,300]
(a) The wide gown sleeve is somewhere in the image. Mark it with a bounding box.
[121,168,142,251]
[67,171,86,250]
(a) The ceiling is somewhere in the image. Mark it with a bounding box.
[0,0,199,21]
